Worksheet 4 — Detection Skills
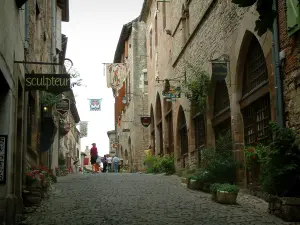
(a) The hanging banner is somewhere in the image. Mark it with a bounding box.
[89,99,102,111]
[106,63,128,91]
[0,135,8,184]
[79,121,88,137]
[162,86,181,100]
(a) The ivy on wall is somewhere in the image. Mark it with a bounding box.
[179,61,210,112]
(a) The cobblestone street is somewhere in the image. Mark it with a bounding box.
[22,173,299,225]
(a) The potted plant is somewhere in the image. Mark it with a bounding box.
[210,183,221,201]
[214,183,239,204]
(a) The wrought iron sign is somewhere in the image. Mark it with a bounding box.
[25,74,71,93]
[211,54,229,81]
[140,116,151,127]
[56,98,70,117]
[0,135,8,184]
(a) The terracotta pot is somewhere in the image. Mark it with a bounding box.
[216,191,238,204]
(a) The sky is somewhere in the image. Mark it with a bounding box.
[62,0,144,156]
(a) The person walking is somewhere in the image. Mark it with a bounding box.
[102,155,108,173]
[107,155,112,172]
[113,155,120,173]
[90,143,98,173]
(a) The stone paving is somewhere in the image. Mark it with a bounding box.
[22,173,300,225]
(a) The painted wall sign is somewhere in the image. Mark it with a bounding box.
[25,74,71,92]
[56,98,70,116]
[141,116,151,127]
[89,99,102,111]
[0,135,8,184]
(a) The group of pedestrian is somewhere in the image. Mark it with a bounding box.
[90,143,120,173]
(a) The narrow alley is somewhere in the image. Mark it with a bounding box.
[22,173,296,225]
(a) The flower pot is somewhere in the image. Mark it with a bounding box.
[188,179,204,190]
[216,191,238,204]
[211,192,217,201]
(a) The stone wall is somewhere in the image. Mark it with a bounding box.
[278,0,300,132]
[142,0,275,175]
[116,21,148,171]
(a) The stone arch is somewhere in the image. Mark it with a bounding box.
[163,98,173,154]
[124,149,129,164]
[236,32,272,147]
[207,66,231,146]
[176,105,188,168]
[150,104,155,155]
[155,93,163,155]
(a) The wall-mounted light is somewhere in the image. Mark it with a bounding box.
[43,106,49,112]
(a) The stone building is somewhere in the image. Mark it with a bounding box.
[0,0,73,223]
[107,130,116,156]
[57,90,80,173]
[0,1,27,223]
[140,0,277,183]
[112,18,149,172]
[277,0,300,131]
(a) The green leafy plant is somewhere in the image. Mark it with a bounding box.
[210,183,222,193]
[216,183,240,193]
[160,154,175,175]
[144,154,176,175]
[231,0,276,36]
[258,122,300,197]
[40,92,62,106]
[179,61,210,112]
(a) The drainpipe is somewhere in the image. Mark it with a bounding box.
[272,0,284,128]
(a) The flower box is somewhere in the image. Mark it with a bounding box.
[188,179,204,190]
[216,191,238,204]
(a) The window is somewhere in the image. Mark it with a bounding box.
[149,29,153,59]
[214,118,231,141]
[155,15,158,47]
[243,37,268,96]
[286,0,300,36]
[166,112,174,154]
[193,114,205,150]
[242,95,271,145]
[162,1,166,29]
[181,5,189,44]
[214,80,230,115]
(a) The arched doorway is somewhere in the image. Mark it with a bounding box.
[240,34,271,145]
[164,98,173,154]
[177,105,188,168]
[156,94,163,155]
[124,149,129,165]
[150,105,155,155]
[128,137,133,170]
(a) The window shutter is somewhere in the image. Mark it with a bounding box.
[286,0,300,36]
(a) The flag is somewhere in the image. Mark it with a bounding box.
[79,121,88,137]
[89,99,102,111]
[106,63,128,91]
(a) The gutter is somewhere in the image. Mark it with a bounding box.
[272,0,284,128]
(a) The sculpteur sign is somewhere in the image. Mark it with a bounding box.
[25,74,71,93]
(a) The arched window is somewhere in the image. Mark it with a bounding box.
[178,106,188,167]
[213,80,231,140]
[164,99,173,154]
[241,35,270,145]
[156,94,163,155]
[150,105,155,155]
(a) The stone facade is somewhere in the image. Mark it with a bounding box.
[140,0,275,180]
[278,0,300,132]
[112,19,149,172]
[0,0,72,223]
[107,130,116,156]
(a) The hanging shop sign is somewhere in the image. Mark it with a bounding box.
[89,99,102,111]
[162,86,181,100]
[140,116,151,127]
[55,98,70,116]
[0,135,8,184]
[211,54,229,81]
[25,74,71,93]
